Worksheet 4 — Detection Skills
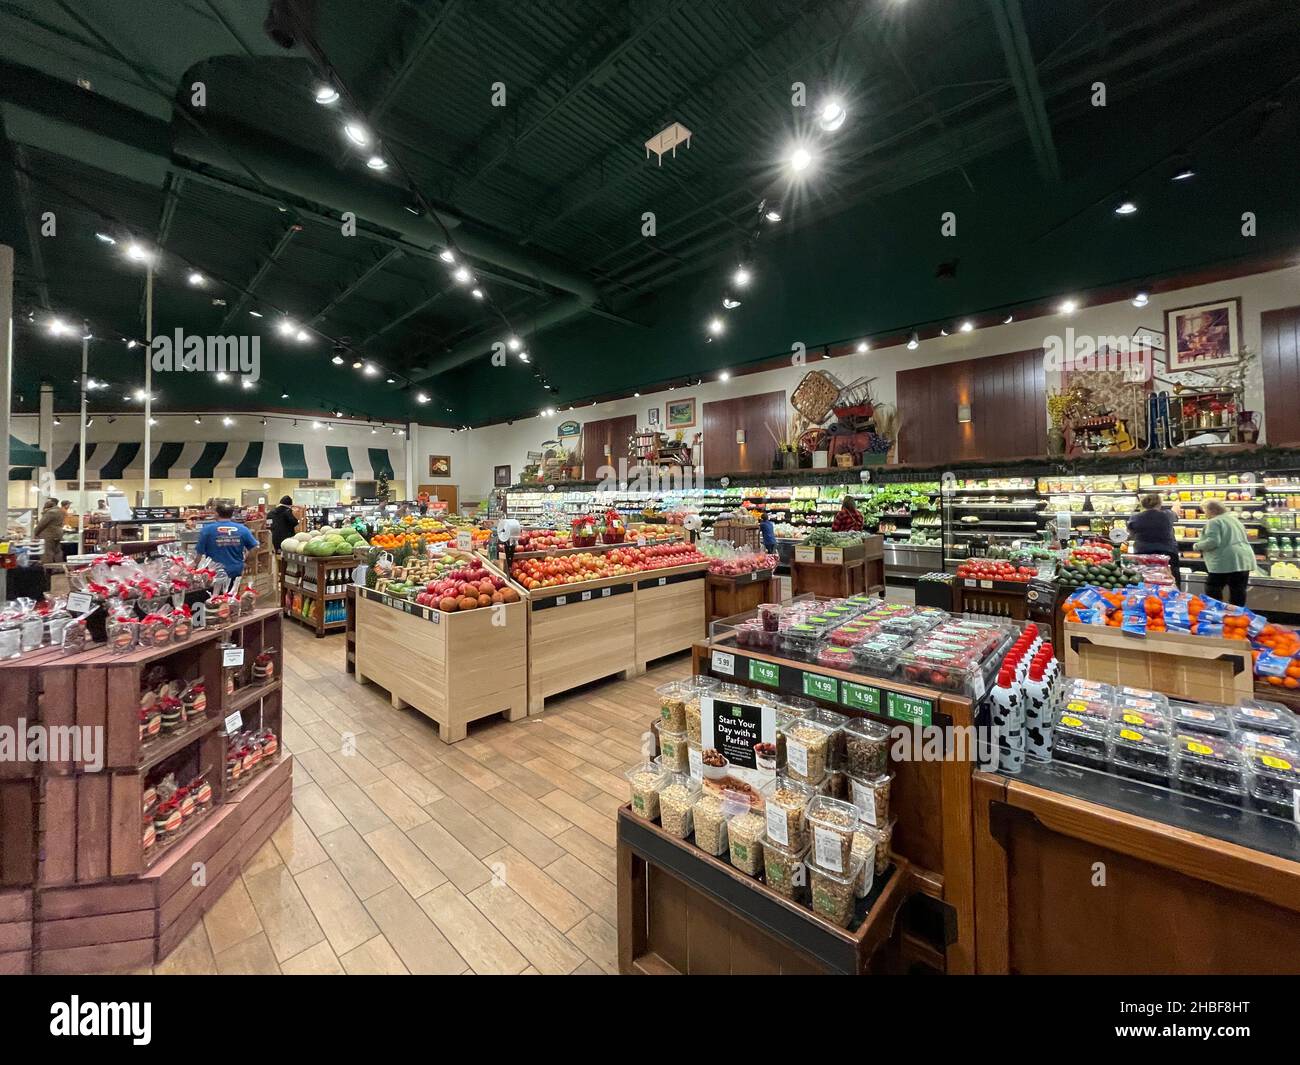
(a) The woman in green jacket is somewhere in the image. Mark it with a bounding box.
[1195,500,1256,606]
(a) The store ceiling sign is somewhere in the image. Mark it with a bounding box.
[557,420,581,438]
[298,480,334,488]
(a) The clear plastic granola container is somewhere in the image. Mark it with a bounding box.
[1053,711,1110,771]
[844,717,891,778]
[846,770,893,827]
[656,681,689,732]
[658,728,689,773]
[803,706,851,769]
[850,829,877,898]
[1231,699,1298,737]
[1109,723,1173,786]
[1173,733,1245,805]
[860,814,896,876]
[805,794,859,874]
[762,774,817,851]
[625,761,669,820]
[691,791,731,856]
[657,774,701,839]
[1243,747,1300,818]
[808,856,865,927]
[1169,701,1235,738]
[727,806,768,876]
[782,718,835,784]
[762,836,809,901]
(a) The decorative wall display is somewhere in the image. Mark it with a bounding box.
[428,454,452,477]
[557,420,581,437]
[494,464,512,486]
[648,407,660,425]
[1166,298,1241,370]
[666,397,697,429]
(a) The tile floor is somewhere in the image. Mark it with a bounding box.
[136,617,691,976]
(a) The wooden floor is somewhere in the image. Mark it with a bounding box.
[121,617,689,975]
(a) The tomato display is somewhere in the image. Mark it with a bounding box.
[954,558,1037,583]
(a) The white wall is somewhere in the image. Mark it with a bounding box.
[458,263,1299,497]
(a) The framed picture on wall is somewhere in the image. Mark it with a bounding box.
[493,464,512,486]
[665,397,696,429]
[1166,298,1241,371]
[648,407,659,425]
[428,454,452,477]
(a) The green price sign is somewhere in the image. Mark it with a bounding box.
[802,673,838,701]
[840,682,881,714]
[748,659,780,687]
[887,691,933,727]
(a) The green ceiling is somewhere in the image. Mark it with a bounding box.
[1,0,1298,425]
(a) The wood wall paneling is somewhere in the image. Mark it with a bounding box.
[1261,306,1300,444]
[582,416,637,480]
[702,391,786,475]
[896,349,1046,464]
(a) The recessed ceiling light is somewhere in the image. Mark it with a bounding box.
[818,99,847,132]
[453,266,472,284]
[439,249,455,263]
[1132,292,1150,308]
[249,310,263,318]
[789,146,813,173]
[132,388,147,400]
[416,392,430,404]
[1171,168,1195,181]
[707,317,725,335]
[343,122,370,147]
[1059,299,1079,315]
[312,420,322,429]
[242,379,254,390]
[1114,200,1138,215]
[764,208,782,223]
[331,354,344,365]
[471,288,484,299]
[733,266,752,288]
[960,320,974,333]
[194,416,202,425]
[364,363,378,376]
[907,333,919,350]
[352,359,363,369]
[722,297,741,309]
[506,336,521,351]
[295,329,310,342]
[856,341,869,353]
[222,416,234,426]
[366,155,387,171]
[277,319,295,336]
[633,392,640,398]
[215,371,229,382]
[385,377,394,384]
[314,85,339,105]
[719,371,730,381]
[187,271,205,286]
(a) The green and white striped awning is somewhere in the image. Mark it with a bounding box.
[40,440,401,482]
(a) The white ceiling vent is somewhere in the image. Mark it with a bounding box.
[645,122,692,165]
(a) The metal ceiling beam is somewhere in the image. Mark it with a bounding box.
[367,0,464,122]
[986,0,1060,182]
[309,247,402,326]
[7,143,50,310]
[449,0,689,194]
[219,219,299,331]
[360,285,452,346]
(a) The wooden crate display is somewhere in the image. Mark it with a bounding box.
[704,570,777,623]
[1064,622,1254,704]
[0,783,36,888]
[0,888,32,974]
[633,567,708,671]
[354,579,528,743]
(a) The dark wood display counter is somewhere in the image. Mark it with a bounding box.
[704,569,776,622]
[691,637,979,973]
[973,760,1300,974]
[617,806,910,975]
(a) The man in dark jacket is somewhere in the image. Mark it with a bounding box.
[1127,493,1181,587]
[267,495,298,550]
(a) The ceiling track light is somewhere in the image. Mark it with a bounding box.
[452,266,472,284]
[789,146,813,173]
[732,266,752,288]
[343,122,371,147]
[187,271,205,286]
[314,84,339,105]
[856,341,869,353]
[1132,291,1150,308]
[907,333,919,350]
[94,232,116,244]
[331,354,345,365]
[764,207,782,223]
[722,297,741,309]
[1114,200,1138,216]
[366,154,388,171]
[817,99,847,133]
[707,317,724,336]
[439,249,455,264]
[959,320,974,333]
[1003,314,1014,325]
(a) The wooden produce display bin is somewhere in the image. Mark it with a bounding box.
[791,535,885,599]
[704,569,777,623]
[1064,621,1254,704]
[633,563,708,672]
[954,579,1030,620]
[973,763,1300,974]
[354,565,528,743]
[618,807,911,975]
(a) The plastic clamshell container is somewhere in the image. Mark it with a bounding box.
[1109,723,1173,785]
[1065,677,1116,701]
[757,602,784,632]
[782,718,836,784]
[1118,686,1170,709]
[1113,706,1172,733]
[655,680,689,732]
[1115,694,1171,717]
[805,794,859,874]
[852,635,911,677]
[658,728,689,773]
[808,855,865,927]
[814,644,858,671]
[861,814,896,876]
[844,717,891,779]
[1053,711,1110,770]
[1231,700,1298,737]
[625,762,669,820]
[1168,701,1235,738]
[1237,731,1300,759]
[1243,747,1300,817]
[761,836,809,901]
[657,774,701,839]
[1060,694,1115,723]
[778,625,824,661]
[1173,733,1245,804]
[895,646,985,695]
[762,774,817,851]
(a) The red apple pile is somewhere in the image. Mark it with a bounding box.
[415,562,522,611]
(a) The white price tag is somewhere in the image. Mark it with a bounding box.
[580,590,592,601]
[787,741,808,778]
[979,580,993,589]
[710,650,735,676]
[600,587,612,597]
[457,530,473,551]
[636,535,647,548]
[794,545,816,563]
[850,778,878,826]
[223,646,245,668]
[971,671,986,699]
[821,547,844,565]
[224,710,243,734]
[765,804,789,847]
[657,577,666,586]
[687,745,702,781]
[67,591,93,614]
[814,826,844,872]
[556,595,567,606]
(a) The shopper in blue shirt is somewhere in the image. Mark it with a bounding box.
[757,509,777,553]
[195,503,259,579]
